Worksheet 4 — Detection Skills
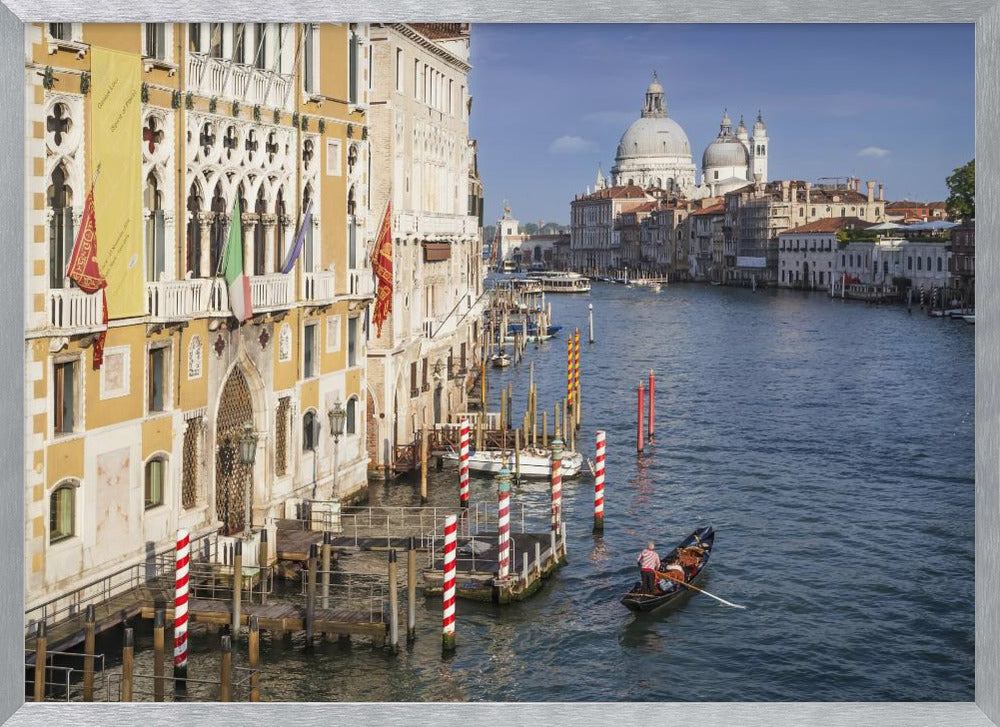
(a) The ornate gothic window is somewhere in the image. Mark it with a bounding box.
[47,163,74,289]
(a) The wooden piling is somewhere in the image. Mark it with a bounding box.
[83,605,95,702]
[588,303,594,343]
[388,549,400,652]
[219,634,232,702]
[121,627,134,702]
[33,622,46,702]
[407,537,417,641]
[153,608,165,702]
[499,389,506,431]
[321,531,332,610]
[514,429,521,480]
[306,543,318,647]
[542,411,548,448]
[258,528,269,606]
[249,615,260,702]
[232,539,243,639]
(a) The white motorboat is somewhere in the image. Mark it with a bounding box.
[491,353,512,368]
[963,314,975,325]
[441,447,584,478]
[526,271,591,294]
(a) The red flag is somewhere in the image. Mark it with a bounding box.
[65,189,109,369]
[371,200,393,337]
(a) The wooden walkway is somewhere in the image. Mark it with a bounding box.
[26,584,170,657]
[139,599,386,640]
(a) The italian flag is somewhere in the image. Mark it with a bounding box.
[221,198,253,322]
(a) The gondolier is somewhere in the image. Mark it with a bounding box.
[637,542,661,594]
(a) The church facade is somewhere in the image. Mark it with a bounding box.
[593,74,769,200]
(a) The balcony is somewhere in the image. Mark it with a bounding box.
[249,274,293,313]
[186,54,293,111]
[46,288,104,333]
[347,269,375,301]
[146,279,213,322]
[393,212,478,238]
[302,270,336,305]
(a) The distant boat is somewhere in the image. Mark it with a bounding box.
[650,283,662,293]
[963,314,975,325]
[491,353,511,368]
[526,271,591,294]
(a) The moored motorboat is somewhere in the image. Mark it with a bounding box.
[621,526,715,613]
[964,314,975,325]
[491,353,511,368]
[441,447,584,478]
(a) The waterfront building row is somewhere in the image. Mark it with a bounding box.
[26,22,483,611]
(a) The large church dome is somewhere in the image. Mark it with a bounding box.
[610,73,697,195]
[617,116,691,160]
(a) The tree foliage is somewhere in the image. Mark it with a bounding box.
[946,159,974,221]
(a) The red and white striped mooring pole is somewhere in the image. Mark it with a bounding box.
[459,417,470,508]
[594,430,606,533]
[496,467,512,579]
[442,514,457,651]
[551,438,564,532]
[173,529,190,689]
[637,383,645,454]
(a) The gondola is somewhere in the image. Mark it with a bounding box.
[620,526,715,613]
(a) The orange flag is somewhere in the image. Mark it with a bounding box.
[65,189,109,369]
[371,200,393,337]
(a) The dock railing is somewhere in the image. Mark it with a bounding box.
[297,570,387,625]
[105,665,258,702]
[25,529,216,638]
[24,648,106,702]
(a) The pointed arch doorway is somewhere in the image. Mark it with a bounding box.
[216,367,255,535]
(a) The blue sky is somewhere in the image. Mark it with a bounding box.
[468,24,974,226]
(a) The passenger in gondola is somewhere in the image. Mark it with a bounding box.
[637,542,661,594]
[658,559,686,590]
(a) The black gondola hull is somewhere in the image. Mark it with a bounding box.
[620,526,715,613]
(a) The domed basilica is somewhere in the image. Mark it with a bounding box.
[596,73,769,198]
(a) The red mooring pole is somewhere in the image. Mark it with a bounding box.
[637,383,645,454]
[648,370,655,441]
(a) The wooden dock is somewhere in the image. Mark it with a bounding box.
[422,530,567,604]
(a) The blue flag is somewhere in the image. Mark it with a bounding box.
[281,198,314,274]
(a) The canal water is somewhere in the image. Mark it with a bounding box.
[123,282,975,702]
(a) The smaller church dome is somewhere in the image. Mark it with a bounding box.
[647,73,664,95]
[702,136,749,170]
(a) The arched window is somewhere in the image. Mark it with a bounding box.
[274,188,286,274]
[47,163,74,289]
[917,257,922,271]
[346,397,358,435]
[209,183,226,274]
[145,172,165,282]
[302,185,314,272]
[50,482,76,542]
[145,457,166,509]
[186,182,203,277]
[937,257,942,272]
[303,410,317,451]
[254,185,267,276]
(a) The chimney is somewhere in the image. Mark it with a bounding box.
[804,181,811,208]
[866,181,875,204]
[877,183,883,201]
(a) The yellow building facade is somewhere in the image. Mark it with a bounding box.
[25,22,373,608]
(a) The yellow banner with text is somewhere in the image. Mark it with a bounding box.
[91,47,143,320]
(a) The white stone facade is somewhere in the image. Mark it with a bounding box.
[366,24,483,466]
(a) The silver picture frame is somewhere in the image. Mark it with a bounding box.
[2,5,994,725]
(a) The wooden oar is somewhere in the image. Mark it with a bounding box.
[655,571,747,610]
